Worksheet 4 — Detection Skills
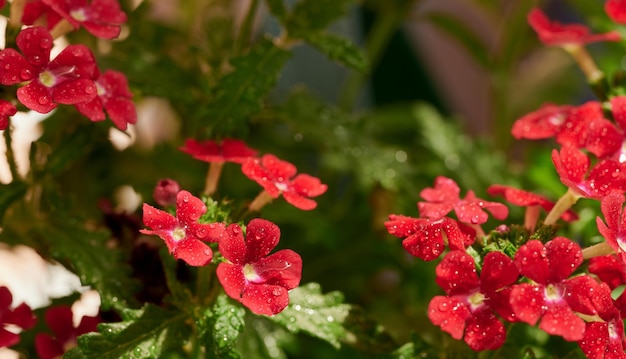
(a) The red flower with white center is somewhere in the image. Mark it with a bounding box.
[607,0,626,24]
[510,237,596,341]
[511,103,573,140]
[552,146,626,199]
[597,191,626,263]
[487,185,578,228]
[0,286,36,347]
[0,101,17,131]
[242,154,327,211]
[528,8,621,46]
[385,214,475,261]
[216,218,302,315]
[42,0,127,39]
[0,27,98,114]
[418,176,508,224]
[577,282,626,359]
[74,70,136,130]
[180,138,258,164]
[35,305,99,359]
[427,251,519,350]
[140,190,226,266]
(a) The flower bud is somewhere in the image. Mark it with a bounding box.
[153,179,180,207]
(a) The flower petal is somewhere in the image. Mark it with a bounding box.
[241,284,289,315]
[173,238,212,266]
[217,262,245,301]
[244,218,280,263]
[253,249,302,290]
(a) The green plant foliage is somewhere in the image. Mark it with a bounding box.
[287,0,354,34]
[201,294,246,359]
[65,304,191,358]
[302,32,368,72]
[270,282,351,349]
[0,181,26,222]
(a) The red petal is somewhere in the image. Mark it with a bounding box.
[539,303,586,341]
[611,95,626,129]
[464,310,506,351]
[385,214,420,238]
[0,49,35,85]
[44,306,74,343]
[35,334,64,359]
[17,27,52,68]
[17,81,56,113]
[218,224,247,265]
[175,191,206,226]
[52,79,97,104]
[261,154,297,180]
[141,203,177,231]
[545,237,583,282]
[435,251,479,295]
[244,218,280,263]
[172,238,212,266]
[401,221,445,261]
[241,157,280,197]
[511,103,570,139]
[216,262,245,301]
[528,8,621,46]
[607,0,626,24]
[253,249,302,290]
[49,44,98,79]
[515,240,551,284]
[82,23,122,39]
[0,328,20,348]
[282,191,318,210]
[104,97,136,130]
[220,139,258,163]
[480,251,518,293]
[0,286,11,308]
[75,97,106,122]
[589,254,626,289]
[290,174,327,197]
[510,283,543,325]
[427,296,470,340]
[241,284,290,315]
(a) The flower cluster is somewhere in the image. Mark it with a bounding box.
[385,6,626,355]
[140,182,303,315]
[0,0,135,131]
[180,138,327,211]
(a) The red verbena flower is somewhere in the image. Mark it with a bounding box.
[35,305,99,359]
[487,185,578,222]
[418,176,508,224]
[607,0,626,24]
[597,191,626,263]
[216,218,302,315]
[0,286,36,348]
[577,282,626,359]
[528,7,621,46]
[152,178,180,207]
[552,146,626,199]
[42,0,128,39]
[140,190,226,266]
[589,254,626,290]
[511,103,573,140]
[180,138,258,164]
[427,251,519,350]
[0,101,17,131]
[22,1,63,29]
[0,26,98,114]
[509,237,596,341]
[74,69,136,130]
[242,154,327,210]
[385,214,475,261]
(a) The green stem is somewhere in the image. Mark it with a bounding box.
[233,0,260,55]
[3,127,19,181]
[544,189,579,226]
[582,242,614,260]
[338,7,400,111]
[196,263,215,305]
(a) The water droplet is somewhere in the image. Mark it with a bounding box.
[38,96,50,105]
[20,69,31,80]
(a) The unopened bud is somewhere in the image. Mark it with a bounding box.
[153,179,180,207]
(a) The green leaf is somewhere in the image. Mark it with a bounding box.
[238,315,292,359]
[288,0,354,33]
[270,282,351,349]
[304,32,368,72]
[44,220,138,311]
[204,37,291,131]
[265,0,288,23]
[425,12,490,68]
[65,304,190,359]
[201,294,246,359]
[0,181,27,222]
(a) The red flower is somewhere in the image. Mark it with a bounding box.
[607,0,626,24]
[590,254,626,290]
[0,101,17,131]
[74,70,136,130]
[510,237,595,341]
[487,185,578,222]
[180,138,258,164]
[22,1,63,29]
[528,8,621,46]
[42,0,127,39]
[577,282,626,359]
[242,154,327,210]
[597,191,626,263]
[0,27,98,114]
[385,214,475,261]
[511,103,573,140]
[0,286,36,348]
[418,176,508,224]
[427,251,518,350]
[140,190,226,266]
[216,219,302,315]
[35,305,99,359]
[552,146,626,198]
